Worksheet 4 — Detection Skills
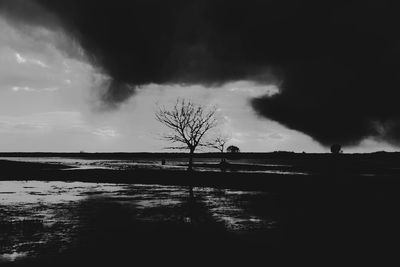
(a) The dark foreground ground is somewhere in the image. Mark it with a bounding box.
[1,156,400,266]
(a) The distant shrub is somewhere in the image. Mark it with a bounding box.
[226,145,240,153]
[330,144,342,154]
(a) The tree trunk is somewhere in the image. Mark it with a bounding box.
[188,148,194,171]
[220,151,225,163]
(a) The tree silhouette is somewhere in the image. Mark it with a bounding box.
[156,98,218,170]
[208,133,231,163]
[330,144,342,154]
[226,145,240,153]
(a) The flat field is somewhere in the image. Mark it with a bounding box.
[0,153,400,265]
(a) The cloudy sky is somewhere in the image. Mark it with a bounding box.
[0,0,398,153]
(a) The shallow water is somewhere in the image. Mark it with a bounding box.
[0,181,278,262]
[0,156,308,174]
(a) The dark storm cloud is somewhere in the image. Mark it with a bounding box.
[4,0,400,146]
[0,0,60,30]
[32,0,284,86]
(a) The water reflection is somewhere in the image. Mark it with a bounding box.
[0,157,307,175]
[0,251,28,262]
[0,181,277,263]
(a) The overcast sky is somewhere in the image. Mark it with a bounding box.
[0,1,398,153]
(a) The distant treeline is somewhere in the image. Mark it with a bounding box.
[0,151,399,160]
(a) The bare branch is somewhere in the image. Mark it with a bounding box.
[155,98,219,153]
[207,133,231,152]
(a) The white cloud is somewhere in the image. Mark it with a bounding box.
[226,81,280,97]
[11,86,58,92]
[15,52,26,63]
[0,15,100,95]
[0,112,84,132]
[32,58,48,68]
[15,52,49,68]
[92,127,119,138]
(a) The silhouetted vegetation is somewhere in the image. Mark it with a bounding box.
[330,144,342,154]
[155,98,218,170]
[227,145,240,153]
[208,133,231,163]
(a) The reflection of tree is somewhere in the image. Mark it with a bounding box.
[156,98,218,170]
[182,187,218,230]
[185,186,196,224]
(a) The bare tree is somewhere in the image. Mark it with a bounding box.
[208,133,231,163]
[155,98,218,170]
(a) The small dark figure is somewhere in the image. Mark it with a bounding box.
[161,159,166,165]
[330,144,342,154]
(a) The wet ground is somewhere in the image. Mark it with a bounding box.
[0,156,308,175]
[0,181,281,265]
[2,156,400,265]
